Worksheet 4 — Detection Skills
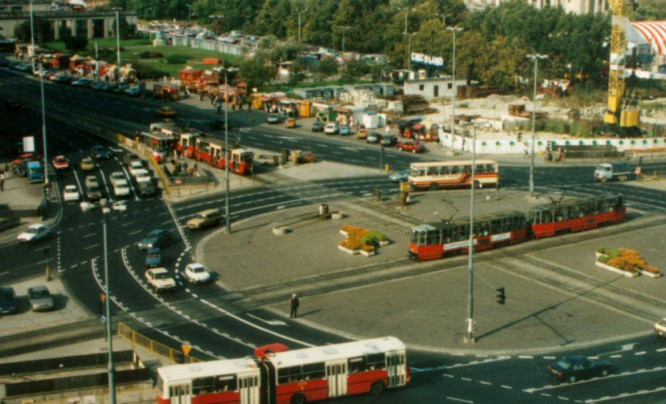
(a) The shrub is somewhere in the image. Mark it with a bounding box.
[140,51,164,58]
[166,54,188,64]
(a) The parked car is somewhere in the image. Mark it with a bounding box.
[133,168,152,184]
[381,135,398,147]
[27,285,55,312]
[125,86,146,97]
[397,141,426,153]
[184,263,212,284]
[311,120,324,132]
[17,224,50,242]
[389,169,411,183]
[138,229,170,250]
[548,356,613,384]
[339,125,350,135]
[52,155,70,170]
[128,160,145,177]
[145,267,176,292]
[80,157,95,171]
[267,113,281,124]
[145,248,162,267]
[91,145,113,159]
[324,123,339,134]
[187,209,224,230]
[63,184,80,202]
[0,287,18,315]
[71,78,93,88]
[366,132,382,143]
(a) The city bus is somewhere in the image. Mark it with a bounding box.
[408,160,499,191]
[156,336,409,404]
[529,194,625,238]
[408,211,529,261]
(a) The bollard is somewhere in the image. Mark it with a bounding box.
[385,164,390,173]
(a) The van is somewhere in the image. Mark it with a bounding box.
[27,161,44,183]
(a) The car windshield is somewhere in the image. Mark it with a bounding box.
[155,272,170,279]
[27,227,39,234]
[0,291,13,300]
[31,289,49,298]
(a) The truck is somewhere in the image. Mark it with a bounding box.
[594,162,633,182]
[27,161,44,183]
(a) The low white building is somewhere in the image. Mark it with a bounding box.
[403,77,467,100]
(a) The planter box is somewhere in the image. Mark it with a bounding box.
[338,244,359,255]
[379,240,390,247]
[273,226,289,235]
[360,249,375,257]
[339,229,348,237]
[595,252,606,259]
[640,270,662,278]
[595,261,639,278]
[331,212,345,220]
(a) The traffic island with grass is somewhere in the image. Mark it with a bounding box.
[338,226,389,257]
[596,247,661,278]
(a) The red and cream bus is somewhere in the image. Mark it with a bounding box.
[409,211,529,261]
[408,160,499,191]
[156,336,409,404]
[529,194,625,238]
[137,130,177,164]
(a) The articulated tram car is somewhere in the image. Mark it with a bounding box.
[156,337,409,404]
[409,194,626,261]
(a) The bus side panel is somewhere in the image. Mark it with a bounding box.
[192,391,240,404]
[275,380,327,404]
[347,370,386,395]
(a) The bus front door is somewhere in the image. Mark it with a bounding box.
[326,360,348,397]
[169,383,191,404]
[386,353,407,388]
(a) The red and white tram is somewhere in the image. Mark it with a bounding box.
[408,160,499,191]
[156,337,409,404]
[409,211,529,261]
[195,137,253,175]
[529,194,625,238]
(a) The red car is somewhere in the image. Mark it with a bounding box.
[11,152,42,166]
[397,141,426,153]
[52,155,70,170]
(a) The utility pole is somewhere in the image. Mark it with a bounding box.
[466,125,478,344]
[102,209,116,403]
[527,54,548,196]
[224,68,231,234]
[339,26,351,56]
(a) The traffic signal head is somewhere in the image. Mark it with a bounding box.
[496,287,505,305]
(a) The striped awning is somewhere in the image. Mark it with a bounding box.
[632,21,666,56]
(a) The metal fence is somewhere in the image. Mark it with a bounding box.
[117,322,201,364]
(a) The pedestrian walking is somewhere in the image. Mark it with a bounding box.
[0,172,4,191]
[290,294,300,318]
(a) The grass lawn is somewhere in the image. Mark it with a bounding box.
[41,39,237,77]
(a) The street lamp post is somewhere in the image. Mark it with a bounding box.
[102,208,116,403]
[526,54,548,196]
[339,26,351,55]
[466,125,478,343]
[446,26,463,145]
[403,33,416,71]
[298,10,302,45]
[29,0,49,191]
[224,68,231,234]
[113,8,122,79]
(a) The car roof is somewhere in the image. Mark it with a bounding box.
[149,267,169,274]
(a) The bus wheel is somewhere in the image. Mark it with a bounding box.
[290,393,306,404]
[429,183,439,191]
[601,177,608,183]
[370,381,386,395]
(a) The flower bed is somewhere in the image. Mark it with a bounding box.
[596,246,661,278]
[338,226,388,257]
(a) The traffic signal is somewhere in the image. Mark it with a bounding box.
[496,287,505,305]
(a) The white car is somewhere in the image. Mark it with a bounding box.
[324,123,339,134]
[109,171,126,187]
[184,263,212,284]
[145,267,177,291]
[133,168,152,183]
[128,160,145,177]
[63,184,80,202]
[112,178,131,197]
[17,224,50,242]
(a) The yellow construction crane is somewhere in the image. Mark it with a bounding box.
[604,0,641,137]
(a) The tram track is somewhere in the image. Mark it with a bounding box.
[214,213,666,316]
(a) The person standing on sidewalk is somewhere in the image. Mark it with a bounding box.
[290,294,300,318]
[0,172,4,191]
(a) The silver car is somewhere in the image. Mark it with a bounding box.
[27,285,55,312]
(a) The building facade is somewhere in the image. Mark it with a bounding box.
[467,0,609,15]
[0,0,137,40]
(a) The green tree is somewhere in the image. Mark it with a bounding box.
[13,17,52,42]
[239,54,276,89]
[313,57,338,81]
[62,32,89,52]
[340,58,368,82]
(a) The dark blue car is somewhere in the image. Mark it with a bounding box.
[91,145,113,159]
[0,287,18,314]
[548,355,613,384]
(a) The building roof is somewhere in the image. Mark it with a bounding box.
[632,21,666,56]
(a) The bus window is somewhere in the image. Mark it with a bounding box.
[193,377,215,394]
[450,166,460,175]
[366,353,386,370]
[215,375,237,392]
[349,357,365,373]
[411,167,426,177]
[302,363,325,379]
[426,230,439,245]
